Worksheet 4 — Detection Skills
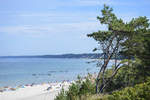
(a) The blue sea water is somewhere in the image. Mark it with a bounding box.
[0,58,98,87]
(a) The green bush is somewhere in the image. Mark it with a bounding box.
[78,77,95,95]
[55,88,67,100]
[104,59,150,93]
[55,74,150,100]
[107,81,150,100]
[55,74,96,100]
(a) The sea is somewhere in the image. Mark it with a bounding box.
[0,58,99,87]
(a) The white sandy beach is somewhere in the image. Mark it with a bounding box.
[0,82,70,100]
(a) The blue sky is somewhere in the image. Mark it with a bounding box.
[0,0,150,56]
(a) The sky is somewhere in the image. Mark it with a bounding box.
[0,0,150,56]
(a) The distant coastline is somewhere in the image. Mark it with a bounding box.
[0,53,126,59]
[0,53,102,59]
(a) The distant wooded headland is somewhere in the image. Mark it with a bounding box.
[0,53,125,59]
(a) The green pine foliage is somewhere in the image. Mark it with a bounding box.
[55,74,96,100]
[55,88,67,100]
[55,79,150,100]
[107,81,150,100]
[104,58,149,92]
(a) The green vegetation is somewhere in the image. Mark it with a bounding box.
[55,5,150,100]
[107,81,150,100]
[55,75,150,100]
[55,74,96,100]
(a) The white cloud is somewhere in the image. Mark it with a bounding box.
[1,0,148,37]
[0,21,103,37]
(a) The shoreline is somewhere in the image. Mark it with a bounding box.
[0,72,97,100]
[0,81,71,100]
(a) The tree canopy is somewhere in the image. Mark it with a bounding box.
[87,5,150,93]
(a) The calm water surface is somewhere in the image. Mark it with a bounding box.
[0,58,98,87]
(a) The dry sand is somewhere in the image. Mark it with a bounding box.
[0,82,70,100]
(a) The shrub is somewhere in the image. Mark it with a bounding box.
[55,74,96,100]
[55,88,67,100]
[55,74,150,100]
[107,81,150,100]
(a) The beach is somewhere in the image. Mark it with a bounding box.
[0,58,98,100]
[0,81,71,100]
